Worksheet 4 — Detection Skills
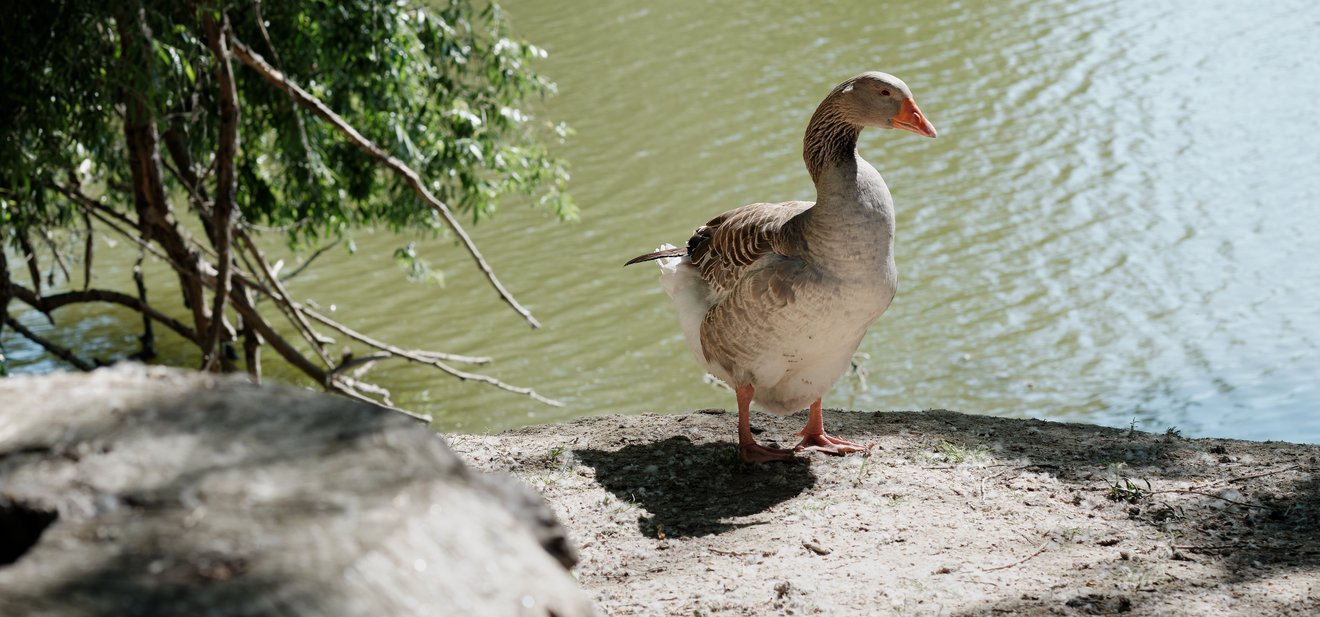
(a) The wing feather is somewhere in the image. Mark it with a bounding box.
[687,201,812,296]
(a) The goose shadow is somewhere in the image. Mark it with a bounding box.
[575,435,816,538]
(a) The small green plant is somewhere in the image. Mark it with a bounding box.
[877,495,905,508]
[545,445,567,462]
[935,440,992,465]
[854,448,874,485]
[1110,564,1163,591]
[602,493,641,522]
[1105,462,1150,503]
[723,445,745,467]
[798,498,830,513]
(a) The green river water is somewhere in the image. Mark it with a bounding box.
[5,0,1319,443]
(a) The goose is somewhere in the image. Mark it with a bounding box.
[626,72,937,463]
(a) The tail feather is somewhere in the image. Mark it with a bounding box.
[624,246,687,266]
[625,242,714,368]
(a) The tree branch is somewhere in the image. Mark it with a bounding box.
[330,379,431,422]
[118,8,212,343]
[302,306,490,365]
[53,183,137,230]
[301,306,561,406]
[229,38,543,329]
[16,231,43,297]
[1,247,13,321]
[132,250,157,360]
[8,283,198,344]
[328,351,392,376]
[242,318,262,382]
[234,228,336,364]
[202,7,240,372]
[61,191,333,386]
[81,208,94,290]
[39,232,72,286]
[252,0,318,185]
[229,279,328,385]
[279,242,336,282]
[2,314,95,371]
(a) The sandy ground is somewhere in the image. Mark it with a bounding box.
[453,409,1320,616]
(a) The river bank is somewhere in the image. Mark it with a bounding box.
[455,408,1320,616]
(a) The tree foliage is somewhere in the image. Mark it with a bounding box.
[0,0,572,406]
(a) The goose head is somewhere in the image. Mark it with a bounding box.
[831,71,937,138]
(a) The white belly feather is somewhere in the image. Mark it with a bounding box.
[657,244,896,416]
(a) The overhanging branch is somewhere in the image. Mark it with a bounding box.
[229,38,543,329]
[8,284,199,344]
[300,306,561,406]
[2,314,95,371]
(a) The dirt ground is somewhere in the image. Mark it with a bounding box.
[453,409,1320,616]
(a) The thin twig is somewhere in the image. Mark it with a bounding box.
[39,232,72,285]
[16,231,43,297]
[2,314,95,371]
[1219,466,1300,485]
[1171,544,1317,554]
[1172,544,1244,552]
[279,242,336,282]
[304,307,490,365]
[980,469,1010,503]
[253,0,317,184]
[409,349,492,364]
[53,183,137,229]
[328,352,392,376]
[228,279,328,384]
[330,380,431,422]
[301,306,559,405]
[68,196,195,301]
[706,547,749,557]
[1153,489,1268,509]
[229,38,542,329]
[235,229,335,365]
[336,375,393,407]
[982,541,1050,572]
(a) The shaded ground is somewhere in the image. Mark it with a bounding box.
[454,409,1320,616]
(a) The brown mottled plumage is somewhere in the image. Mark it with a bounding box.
[625,203,807,294]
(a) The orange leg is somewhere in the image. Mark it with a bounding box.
[736,384,796,463]
[794,399,872,456]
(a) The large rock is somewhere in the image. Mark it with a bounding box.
[0,365,592,617]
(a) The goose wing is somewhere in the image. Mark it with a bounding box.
[688,200,812,297]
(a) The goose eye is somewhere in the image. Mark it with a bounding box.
[880,89,890,97]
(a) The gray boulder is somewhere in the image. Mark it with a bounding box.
[0,365,592,617]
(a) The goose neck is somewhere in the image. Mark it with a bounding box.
[803,97,861,185]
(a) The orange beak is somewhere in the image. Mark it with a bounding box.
[892,99,937,138]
